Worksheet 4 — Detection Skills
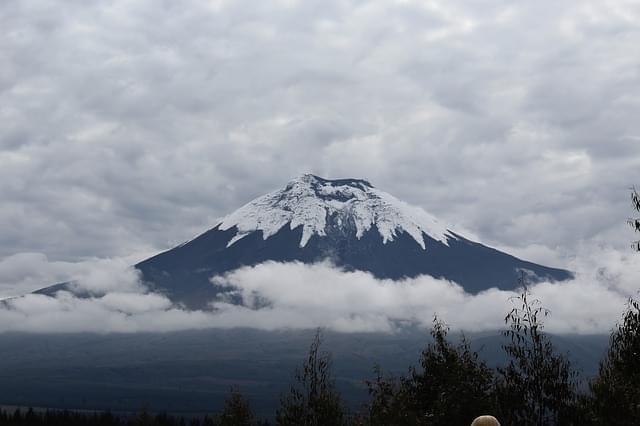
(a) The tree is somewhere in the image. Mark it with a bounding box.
[588,186,640,421]
[407,317,496,425]
[590,295,640,424]
[215,388,257,426]
[365,364,417,426]
[276,329,347,426]
[132,408,154,426]
[365,317,496,426]
[628,186,640,251]
[496,278,578,425]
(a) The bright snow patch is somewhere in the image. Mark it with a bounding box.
[218,174,454,249]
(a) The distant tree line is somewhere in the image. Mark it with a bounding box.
[0,391,265,426]
[2,191,640,425]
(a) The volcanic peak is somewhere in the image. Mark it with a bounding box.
[218,174,453,250]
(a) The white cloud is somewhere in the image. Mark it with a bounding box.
[210,254,636,334]
[0,244,638,334]
[0,252,150,298]
[0,292,212,333]
[67,259,145,295]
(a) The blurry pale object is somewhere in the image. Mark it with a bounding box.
[471,415,500,426]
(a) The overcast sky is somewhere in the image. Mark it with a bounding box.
[2,0,640,301]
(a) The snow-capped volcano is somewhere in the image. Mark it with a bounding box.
[219,174,451,249]
[37,175,573,309]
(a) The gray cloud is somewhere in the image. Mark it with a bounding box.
[1,0,640,322]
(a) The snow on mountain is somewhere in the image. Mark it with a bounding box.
[219,174,454,249]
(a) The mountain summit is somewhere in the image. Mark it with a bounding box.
[219,174,451,249]
[39,175,572,309]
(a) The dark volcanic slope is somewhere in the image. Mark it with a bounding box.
[136,224,572,309]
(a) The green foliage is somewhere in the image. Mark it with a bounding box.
[214,388,257,426]
[589,189,640,422]
[132,409,154,426]
[276,329,347,426]
[365,317,496,426]
[408,318,496,425]
[590,296,640,424]
[496,282,579,425]
[629,187,640,251]
[364,365,417,425]
[0,408,122,426]
[0,405,262,426]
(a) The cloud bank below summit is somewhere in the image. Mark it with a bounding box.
[1,247,639,334]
